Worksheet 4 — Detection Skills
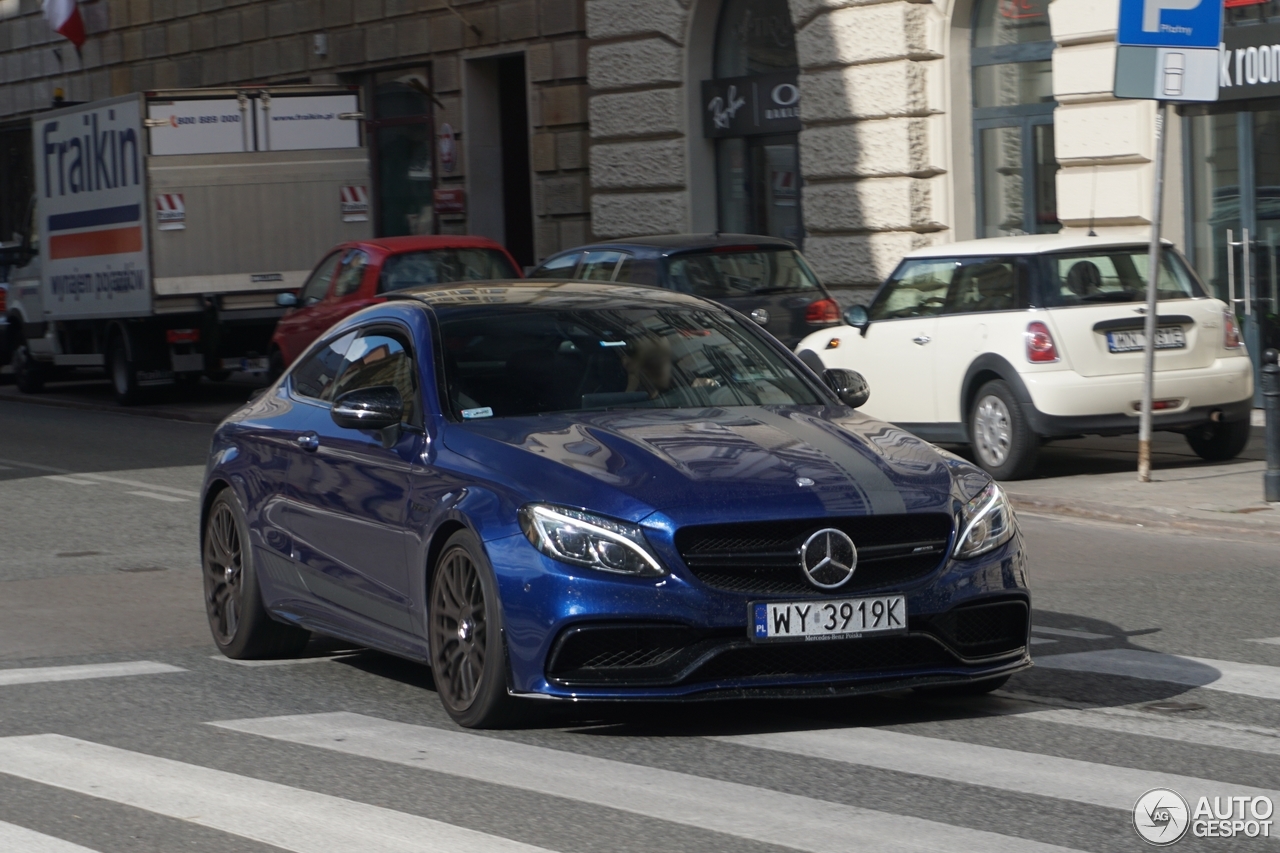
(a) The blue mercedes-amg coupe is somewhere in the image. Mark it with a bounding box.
[201,280,1030,727]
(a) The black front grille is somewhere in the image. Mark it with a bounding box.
[674,513,953,596]
[546,623,963,688]
[914,598,1029,659]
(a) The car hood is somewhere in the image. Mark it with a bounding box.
[441,406,958,525]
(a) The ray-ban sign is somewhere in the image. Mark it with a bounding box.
[701,71,801,139]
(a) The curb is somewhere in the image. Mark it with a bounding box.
[1008,493,1280,541]
[0,389,228,425]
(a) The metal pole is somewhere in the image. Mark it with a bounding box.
[1265,349,1280,502]
[1138,102,1169,483]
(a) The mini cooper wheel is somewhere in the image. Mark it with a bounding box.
[429,530,516,728]
[969,380,1038,480]
[1185,418,1251,462]
[203,490,310,659]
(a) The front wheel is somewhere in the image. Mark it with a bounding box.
[203,490,310,659]
[13,343,44,394]
[968,380,1039,480]
[428,530,518,728]
[1185,418,1252,462]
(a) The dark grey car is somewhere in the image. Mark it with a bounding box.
[530,234,841,348]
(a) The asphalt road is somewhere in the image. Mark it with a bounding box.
[1,401,1278,852]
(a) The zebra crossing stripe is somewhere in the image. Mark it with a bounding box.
[1036,649,1280,700]
[0,820,100,853]
[212,712,1088,853]
[0,734,551,853]
[711,726,1280,809]
[0,661,184,687]
[970,693,1280,759]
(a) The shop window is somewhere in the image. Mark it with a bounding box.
[368,69,435,237]
[971,0,1060,237]
[705,0,803,242]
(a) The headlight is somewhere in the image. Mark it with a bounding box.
[518,504,665,577]
[953,482,1016,559]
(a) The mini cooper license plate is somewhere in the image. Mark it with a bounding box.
[1106,327,1186,353]
[750,595,907,642]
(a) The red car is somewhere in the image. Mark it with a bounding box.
[271,235,521,372]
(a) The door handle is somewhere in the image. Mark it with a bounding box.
[295,432,319,452]
[912,335,932,345]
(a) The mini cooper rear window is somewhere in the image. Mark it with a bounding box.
[1043,249,1203,306]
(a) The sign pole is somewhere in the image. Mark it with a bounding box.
[1138,101,1169,483]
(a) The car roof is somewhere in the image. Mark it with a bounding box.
[384,279,713,314]
[561,233,799,255]
[902,233,1174,259]
[353,235,512,254]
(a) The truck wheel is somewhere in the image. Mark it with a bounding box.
[1186,418,1252,462]
[13,343,44,394]
[969,380,1039,480]
[108,335,142,406]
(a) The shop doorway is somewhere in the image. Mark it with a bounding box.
[464,55,534,268]
[368,69,436,237]
[1187,106,1280,401]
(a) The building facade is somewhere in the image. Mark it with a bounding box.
[0,0,1269,298]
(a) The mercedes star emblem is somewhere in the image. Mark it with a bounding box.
[799,528,857,589]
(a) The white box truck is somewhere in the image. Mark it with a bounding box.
[6,85,372,403]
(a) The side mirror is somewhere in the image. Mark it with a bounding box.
[842,304,869,331]
[823,368,870,409]
[331,385,404,431]
[276,292,298,308]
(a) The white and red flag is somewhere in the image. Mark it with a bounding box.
[42,0,85,49]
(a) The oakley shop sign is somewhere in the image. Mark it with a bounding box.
[702,71,801,139]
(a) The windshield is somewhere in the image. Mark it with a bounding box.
[665,249,820,298]
[1043,248,1204,306]
[379,249,517,291]
[438,306,823,419]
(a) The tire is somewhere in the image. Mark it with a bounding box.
[428,529,518,728]
[917,674,1010,698]
[12,342,44,394]
[108,333,142,406]
[202,489,310,659]
[968,380,1039,480]
[1185,418,1252,462]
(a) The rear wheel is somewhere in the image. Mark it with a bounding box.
[1185,418,1252,462]
[428,530,518,728]
[109,333,142,406]
[203,490,310,659]
[969,380,1038,480]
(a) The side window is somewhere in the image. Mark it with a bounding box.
[328,330,421,425]
[331,251,370,298]
[299,253,343,305]
[868,259,957,320]
[530,251,581,279]
[577,251,624,281]
[292,330,357,399]
[942,259,1020,315]
[615,257,660,286]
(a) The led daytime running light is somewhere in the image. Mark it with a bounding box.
[520,504,665,577]
[954,482,1016,559]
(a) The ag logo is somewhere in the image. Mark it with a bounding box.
[1134,788,1190,845]
[799,528,857,589]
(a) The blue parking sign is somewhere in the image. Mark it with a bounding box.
[1117,0,1223,48]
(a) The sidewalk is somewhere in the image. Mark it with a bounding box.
[1001,427,1280,541]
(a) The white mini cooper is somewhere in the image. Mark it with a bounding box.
[795,235,1254,479]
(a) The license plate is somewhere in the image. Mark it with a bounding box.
[1106,327,1186,353]
[751,595,907,642]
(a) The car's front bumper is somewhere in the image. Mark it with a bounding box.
[487,532,1030,700]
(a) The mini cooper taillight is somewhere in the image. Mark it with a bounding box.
[805,298,840,324]
[1224,310,1244,348]
[1025,321,1059,363]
